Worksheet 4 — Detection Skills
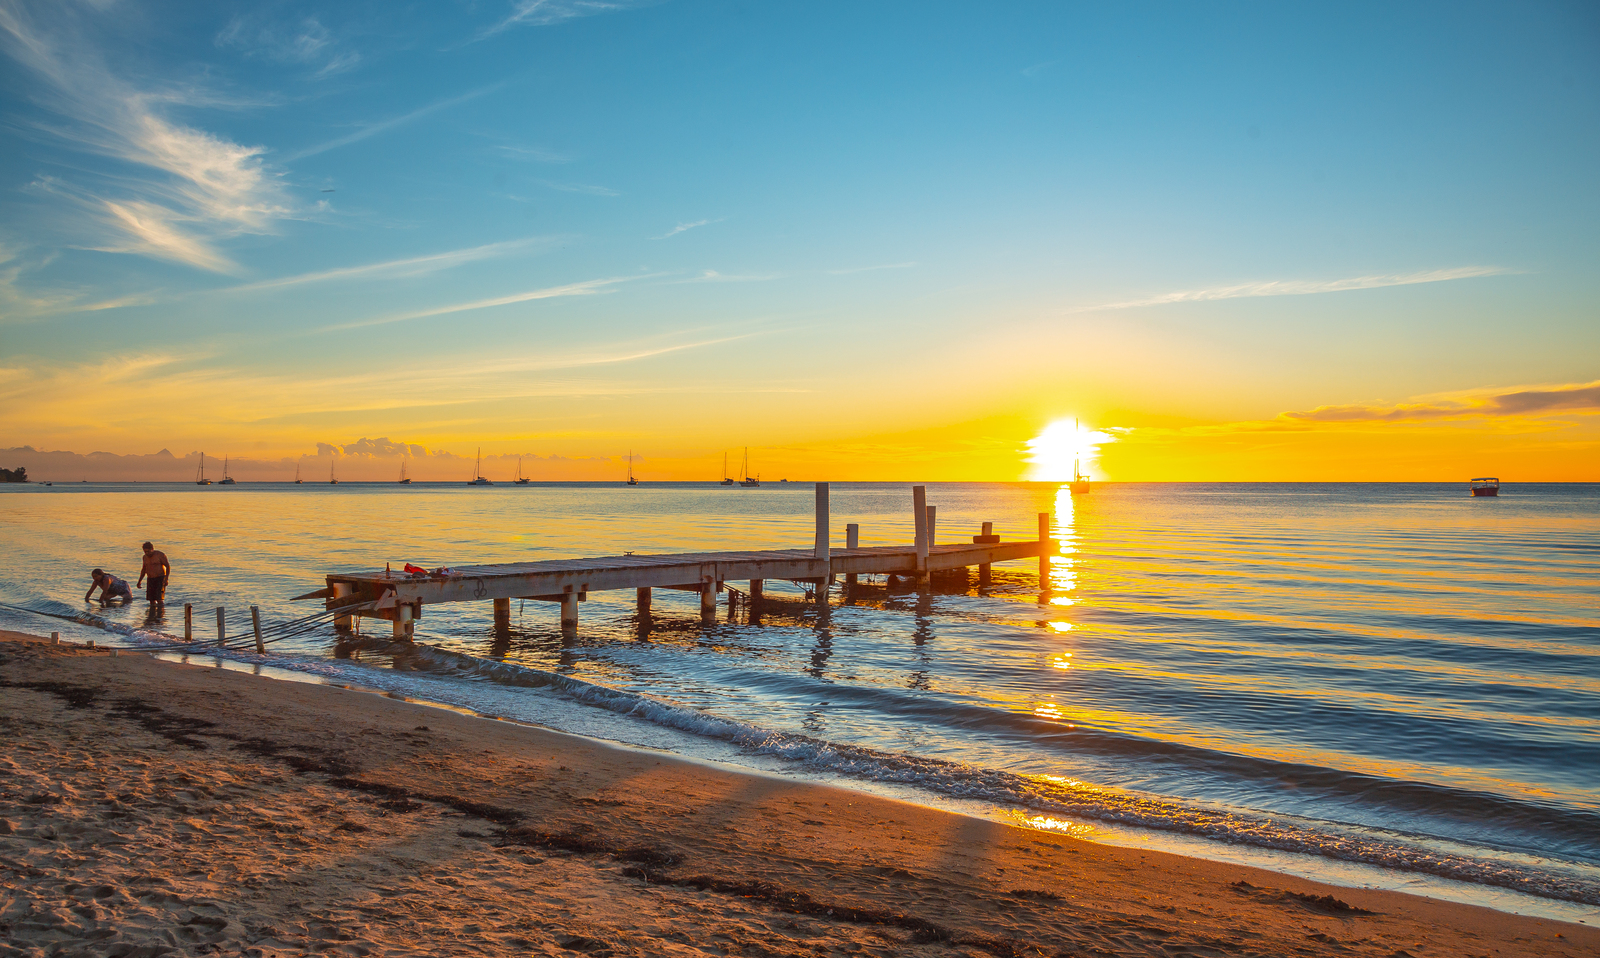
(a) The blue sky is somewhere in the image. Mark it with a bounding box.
[1,1,1596,479]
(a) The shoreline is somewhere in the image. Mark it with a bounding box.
[2,630,1594,957]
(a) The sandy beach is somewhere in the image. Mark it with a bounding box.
[0,631,1592,958]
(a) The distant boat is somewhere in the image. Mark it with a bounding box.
[739,447,759,487]
[1069,419,1091,494]
[329,461,339,485]
[468,448,492,485]
[720,452,734,486]
[515,457,530,484]
[195,453,212,485]
[219,455,236,484]
[399,460,411,484]
[1470,477,1500,497]
[294,463,303,484]
[626,451,639,486]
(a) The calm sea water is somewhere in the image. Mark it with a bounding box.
[2,481,1597,918]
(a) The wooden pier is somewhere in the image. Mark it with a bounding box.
[307,484,1056,638]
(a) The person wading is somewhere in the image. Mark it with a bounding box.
[85,570,133,604]
[137,541,170,606]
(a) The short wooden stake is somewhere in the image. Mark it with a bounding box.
[1038,511,1052,590]
[184,603,193,642]
[251,605,264,654]
[50,631,60,644]
[979,521,993,586]
[216,606,226,644]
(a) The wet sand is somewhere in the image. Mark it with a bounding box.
[1,631,1592,958]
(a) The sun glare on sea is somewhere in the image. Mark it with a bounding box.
[1026,419,1116,482]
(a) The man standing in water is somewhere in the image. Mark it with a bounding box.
[137,541,170,606]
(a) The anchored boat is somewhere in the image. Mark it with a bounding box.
[468,448,493,486]
[739,447,759,487]
[219,456,236,484]
[1470,477,1500,497]
[195,453,212,485]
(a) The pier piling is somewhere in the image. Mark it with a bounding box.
[926,506,937,548]
[636,587,651,617]
[493,597,511,635]
[699,580,718,621]
[251,605,264,654]
[913,486,930,587]
[979,521,994,586]
[561,590,580,631]
[1038,512,1052,589]
[215,606,226,644]
[845,524,860,587]
[814,482,831,561]
[184,603,193,642]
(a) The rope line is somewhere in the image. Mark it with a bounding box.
[0,598,381,655]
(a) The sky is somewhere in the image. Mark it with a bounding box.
[1,0,1596,482]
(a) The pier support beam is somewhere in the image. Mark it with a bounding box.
[493,597,511,635]
[700,581,718,621]
[636,587,651,617]
[1038,511,1052,590]
[561,591,579,631]
[394,603,414,642]
[749,579,763,624]
[912,486,930,588]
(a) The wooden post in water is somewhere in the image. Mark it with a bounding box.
[979,521,993,587]
[814,482,830,562]
[845,523,859,588]
[561,590,580,631]
[1038,511,1052,590]
[926,506,937,549]
[331,582,353,631]
[183,603,193,642]
[700,580,718,621]
[250,605,264,654]
[748,579,763,624]
[636,587,652,617]
[492,597,511,635]
[912,486,930,587]
[215,606,226,644]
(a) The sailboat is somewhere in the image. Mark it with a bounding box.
[398,459,411,484]
[626,451,639,486]
[514,457,530,485]
[739,447,759,487]
[329,461,339,485]
[195,453,211,485]
[720,452,734,486]
[219,455,236,484]
[467,448,492,485]
[294,463,303,484]
[1069,418,1092,495]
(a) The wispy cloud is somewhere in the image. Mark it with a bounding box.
[1078,266,1513,312]
[476,0,654,41]
[655,219,717,239]
[0,2,295,272]
[674,269,783,284]
[495,144,573,163]
[322,274,650,332]
[1281,381,1600,424]
[283,82,507,161]
[536,179,620,197]
[826,261,918,275]
[215,14,360,79]
[222,237,553,294]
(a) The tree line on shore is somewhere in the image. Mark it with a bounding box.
[1,466,27,482]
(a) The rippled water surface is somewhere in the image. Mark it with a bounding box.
[3,481,1597,917]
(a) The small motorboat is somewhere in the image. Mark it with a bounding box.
[1470,477,1500,497]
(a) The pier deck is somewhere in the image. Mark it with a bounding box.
[311,484,1056,637]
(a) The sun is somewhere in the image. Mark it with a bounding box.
[1026,419,1116,482]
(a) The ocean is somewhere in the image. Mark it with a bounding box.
[2,480,1596,921]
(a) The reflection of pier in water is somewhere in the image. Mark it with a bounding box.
[304,484,1058,639]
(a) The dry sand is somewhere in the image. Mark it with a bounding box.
[1,630,1593,958]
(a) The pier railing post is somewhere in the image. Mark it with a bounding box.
[184,603,193,642]
[1038,511,1052,590]
[814,482,830,562]
[216,606,226,645]
[912,486,929,586]
[251,605,264,654]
